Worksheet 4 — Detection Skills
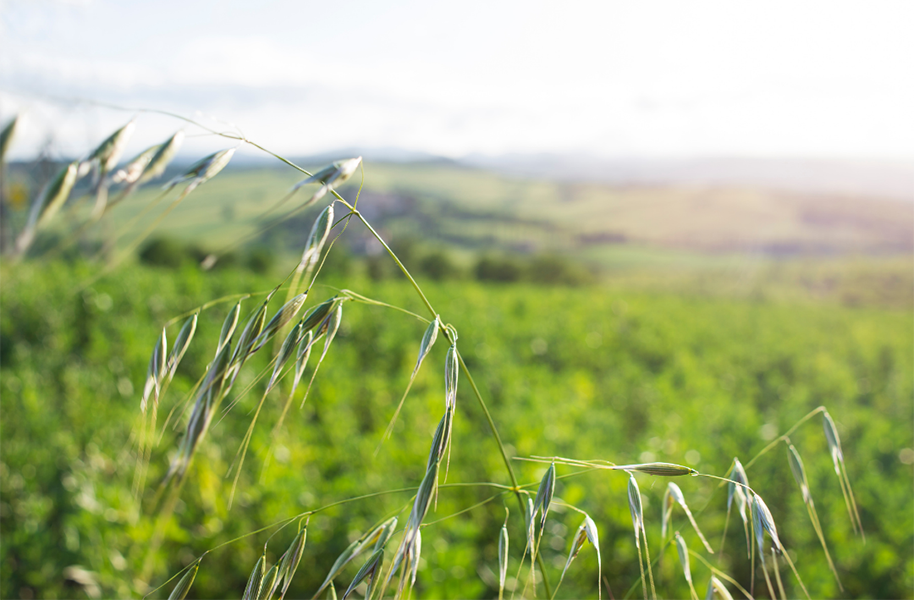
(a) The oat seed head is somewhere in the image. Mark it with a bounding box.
[140,131,185,184]
[751,493,781,554]
[300,204,334,272]
[410,529,422,587]
[86,120,136,174]
[617,462,697,477]
[0,115,18,163]
[705,576,734,600]
[444,343,458,410]
[787,444,811,504]
[112,143,160,184]
[628,474,644,545]
[252,293,308,352]
[242,554,266,600]
[167,561,199,600]
[24,161,79,236]
[413,316,440,377]
[533,462,556,530]
[342,547,384,600]
[674,533,692,584]
[822,411,844,475]
[258,564,279,600]
[278,524,307,599]
[167,314,197,377]
[164,147,234,191]
[498,519,509,597]
[218,302,242,354]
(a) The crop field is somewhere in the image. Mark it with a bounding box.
[2,251,911,598]
[31,161,910,262]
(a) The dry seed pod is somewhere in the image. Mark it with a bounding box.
[444,344,458,409]
[414,317,440,376]
[533,463,556,530]
[167,561,199,600]
[139,131,184,184]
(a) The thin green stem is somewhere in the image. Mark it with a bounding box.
[743,406,826,471]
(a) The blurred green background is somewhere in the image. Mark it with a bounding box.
[1,161,912,599]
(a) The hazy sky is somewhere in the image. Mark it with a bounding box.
[2,0,913,161]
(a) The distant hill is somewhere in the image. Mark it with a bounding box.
[9,157,912,261]
[460,154,914,203]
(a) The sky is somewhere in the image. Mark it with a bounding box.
[1,0,913,162]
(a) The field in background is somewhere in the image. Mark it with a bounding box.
[2,159,913,598]
[2,261,912,598]
[80,161,909,252]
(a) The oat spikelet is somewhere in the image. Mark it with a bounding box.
[497,512,509,600]
[139,131,185,184]
[167,561,199,600]
[674,533,699,600]
[661,482,713,553]
[823,411,864,540]
[291,157,361,206]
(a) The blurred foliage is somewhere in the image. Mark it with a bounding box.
[0,257,911,599]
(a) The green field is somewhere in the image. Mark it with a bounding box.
[2,253,911,598]
[3,150,913,599]
[35,161,910,266]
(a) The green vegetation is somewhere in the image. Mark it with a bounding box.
[1,257,911,598]
[1,113,912,599]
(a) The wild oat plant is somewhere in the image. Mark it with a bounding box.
[0,111,865,599]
